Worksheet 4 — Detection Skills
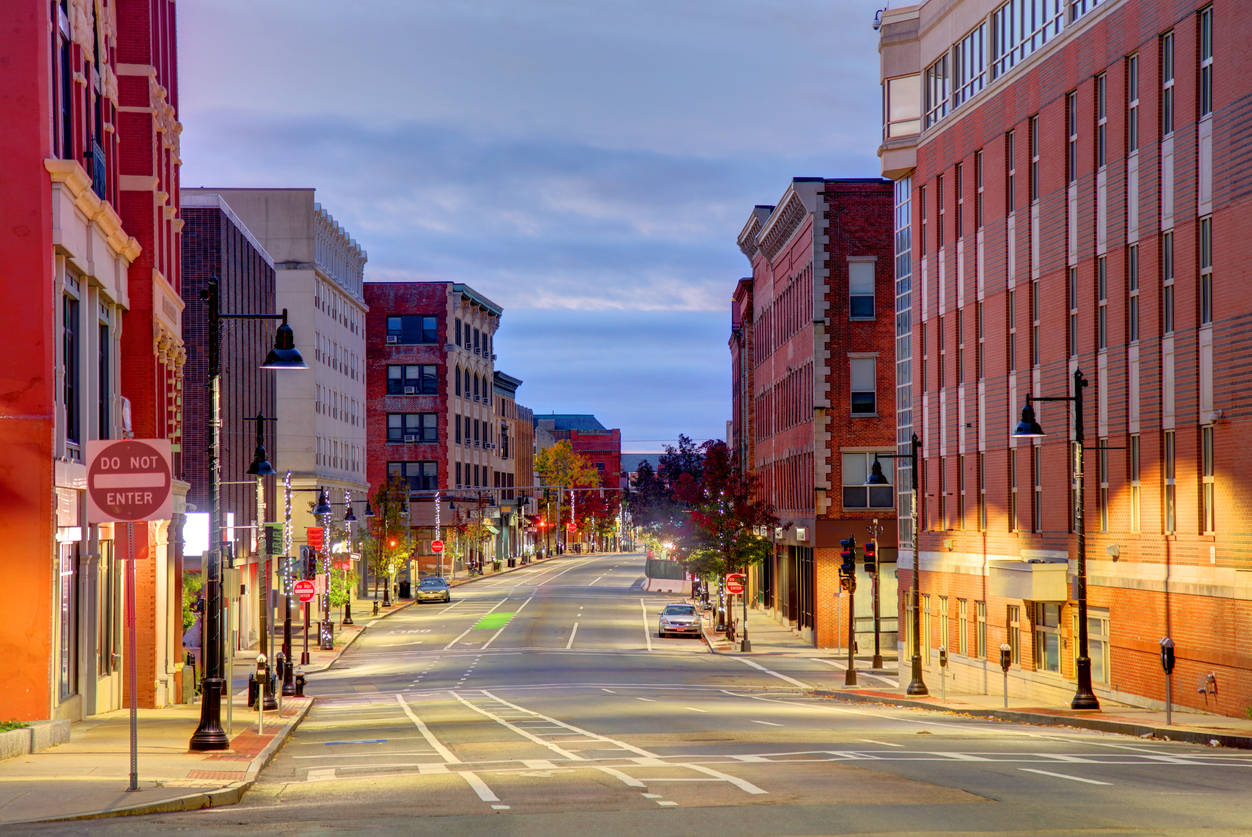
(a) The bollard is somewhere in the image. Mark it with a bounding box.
[256,653,268,735]
[373,600,380,616]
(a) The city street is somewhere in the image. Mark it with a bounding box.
[16,552,1252,836]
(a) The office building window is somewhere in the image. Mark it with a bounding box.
[387,460,438,491]
[387,413,438,444]
[1029,115,1040,202]
[977,302,985,380]
[956,162,964,239]
[1162,31,1175,136]
[1006,130,1016,213]
[1097,257,1108,350]
[937,174,945,248]
[1033,602,1061,673]
[1162,232,1175,334]
[1164,430,1176,534]
[1200,216,1213,326]
[957,309,965,385]
[1099,443,1109,533]
[63,294,80,446]
[842,452,894,509]
[1008,289,1017,372]
[1128,54,1139,152]
[938,316,945,389]
[1200,7,1213,119]
[1007,605,1020,666]
[98,322,109,439]
[1201,425,1215,533]
[978,452,987,530]
[922,594,931,664]
[1009,448,1019,532]
[940,596,949,654]
[1087,608,1111,685]
[1032,446,1043,533]
[1068,268,1079,356]
[1129,434,1141,533]
[958,454,966,529]
[1031,279,1040,366]
[1128,246,1139,341]
[387,364,438,395]
[958,598,968,655]
[1067,91,1078,184]
[938,457,947,529]
[976,600,986,659]
[850,357,876,415]
[975,149,984,228]
[386,315,438,344]
[1096,73,1107,168]
[849,260,875,319]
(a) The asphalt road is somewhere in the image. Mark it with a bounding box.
[20,552,1252,836]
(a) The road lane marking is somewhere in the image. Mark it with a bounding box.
[657,801,679,806]
[451,692,585,761]
[460,771,501,801]
[637,697,656,702]
[602,689,615,693]
[858,739,904,746]
[444,627,475,650]
[1018,768,1111,785]
[639,599,654,651]
[480,690,653,757]
[306,768,337,782]
[684,707,708,713]
[685,764,768,794]
[596,766,646,787]
[736,657,813,689]
[751,720,782,727]
[566,623,579,649]
[590,575,604,585]
[396,693,460,763]
[481,596,532,650]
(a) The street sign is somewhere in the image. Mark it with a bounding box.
[85,439,173,523]
[567,522,576,531]
[725,573,746,595]
[294,580,316,603]
[431,539,445,554]
[307,527,324,550]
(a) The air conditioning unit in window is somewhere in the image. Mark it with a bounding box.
[404,386,416,394]
[491,354,497,361]
[474,395,481,402]
[386,335,398,343]
[405,435,417,443]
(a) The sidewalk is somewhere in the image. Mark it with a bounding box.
[699,606,1252,750]
[0,554,565,824]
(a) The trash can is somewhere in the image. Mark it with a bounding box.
[399,581,411,599]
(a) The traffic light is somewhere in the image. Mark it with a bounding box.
[300,545,315,577]
[839,537,857,590]
[264,523,283,556]
[862,540,877,574]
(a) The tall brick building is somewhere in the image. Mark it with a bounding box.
[733,178,899,649]
[879,0,1252,716]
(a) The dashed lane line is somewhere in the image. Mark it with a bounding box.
[1018,768,1112,785]
[396,693,460,763]
[639,599,654,652]
[736,657,814,690]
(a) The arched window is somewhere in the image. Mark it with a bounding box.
[455,365,461,396]
[474,374,480,398]
[464,367,471,397]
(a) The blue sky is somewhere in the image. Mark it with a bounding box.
[179,0,885,451]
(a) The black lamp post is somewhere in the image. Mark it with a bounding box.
[1012,369,1100,710]
[245,413,278,712]
[866,433,927,696]
[342,493,357,626]
[313,488,334,649]
[190,277,306,752]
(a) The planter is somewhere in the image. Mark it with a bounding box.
[0,720,71,762]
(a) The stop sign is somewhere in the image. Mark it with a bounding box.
[726,573,746,595]
[86,439,173,523]
[431,539,444,554]
[294,580,316,603]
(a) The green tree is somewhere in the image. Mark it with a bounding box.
[364,473,410,596]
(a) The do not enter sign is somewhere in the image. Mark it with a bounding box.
[726,573,746,595]
[294,580,316,603]
[86,439,173,523]
[431,539,445,554]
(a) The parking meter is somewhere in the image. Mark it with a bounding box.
[1160,637,1175,674]
[938,646,948,702]
[999,643,1012,709]
[938,646,948,668]
[1160,637,1176,726]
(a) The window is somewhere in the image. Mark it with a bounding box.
[1162,31,1175,136]
[386,315,438,344]
[58,543,78,699]
[387,413,437,443]
[990,0,1064,79]
[1032,446,1043,533]
[1008,289,1016,372]
[924,52,950,128]
[937,174,945,248]
[455,415,463,444]
[1033,602,1061,673]
[1068,268,1079,356]
[938,457,947,529]
[1087,608,1111,685]
[975,149,984,228]
[1006,130,1016,213]
[1200,216,1213,325]
[884,73,922,138]
[1128,54,1140,152]
[98,322,109,439]
[958,599,968,655]
[850,357,876,415]
[1067,91,1078,184]
[387,364,438,395]
[1009,448,1019,531]
[455,318,462,346]
[958,454,966,529]
[1200,7,1213,119]
[955,162,964,238]
[922,594,931,664]
[849,260,875,319]
[976,302,985,380]
[1099,442,1109,532]
[1007,604,1020,666]
[842,452,894,509]
[1029,115,1040,202]
[387,460,438,491]
[938,316,945,389]
[978,452,987,530]
[1031,280,1040,366]
[1130,434,1141,532]
[1097,257,1107,350]
[473,328,481,353]
[1201,425,1215,533]
[1164,430,1176,534]
[940,596,949,654]
[63,294,79,446]
[952,21,988,109]
[956,310,964,385]
[1096,73,1107,168]
[464,367,471,398]
[976,600,986,659]
[1162,232,1175,334]
[920,184,927,254]
[1128,246,1139,341]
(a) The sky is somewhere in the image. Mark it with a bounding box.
[178,0,886,452]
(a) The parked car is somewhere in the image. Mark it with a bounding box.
[657,602,700,638]
[416,577,451,603]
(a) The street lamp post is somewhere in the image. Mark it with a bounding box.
[281,472,296,696]
[245,414,278,712]
[342,490,357,626]
[1012,369,1100,710]
[190,277,306,752]
[866,433,927,696]
[865,518,884,669]
[314,489,333,650]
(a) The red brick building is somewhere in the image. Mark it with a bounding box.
[733,178,898,649]
[879,0,1252,716]
[0,0,186,720]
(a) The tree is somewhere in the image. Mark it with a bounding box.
[535,440,602,544]
[363,473,410,597]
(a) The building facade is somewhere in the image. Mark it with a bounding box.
[186,189,370,553]
[493,372,536,558]
[180,192,278,651]
[879,0,1252,716]
[734,178,899,649]
[0,0,191,721]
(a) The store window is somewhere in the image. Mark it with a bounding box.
[1033,602,1061,673]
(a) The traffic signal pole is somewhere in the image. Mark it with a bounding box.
[866,520,883,669]
[839,538,857,686]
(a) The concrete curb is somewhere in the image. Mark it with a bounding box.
[27,698,316,823]
[813,689,1252,750]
